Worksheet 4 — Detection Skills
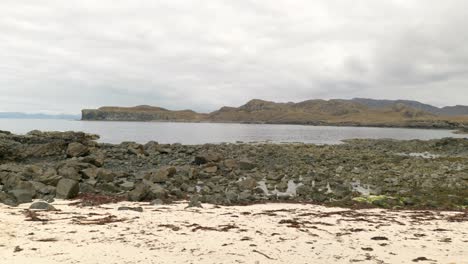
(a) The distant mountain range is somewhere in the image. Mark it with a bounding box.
[351,98,468,116]
[81,98,468,129]
[0,112,80,120]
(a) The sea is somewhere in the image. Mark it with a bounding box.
[0,119,465,145]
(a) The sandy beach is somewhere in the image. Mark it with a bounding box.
[0,200,466,264]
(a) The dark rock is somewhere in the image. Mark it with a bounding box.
[119,181,135,191]
[96,183,120,193]
[35,168,62,186]
[29,201,56,211]
[148,184,167,200]
[96,169,116,182]
[194,152,222,165]
[225,190,238,204]
[296,185,312,197]
[238,177,257,190]
[9,189,33,203]
[128,183,149,201]
[186,195,202,208]
[56,179,79,199]
[239,159,256,170]
[202,165,218,173]
[144,166,176,183]
[0,191,18,206]
[223,159,239,170]
[81,153,105,167]
[66,142,89,157]
[266,173,283,181]
[79,183,96,194]
[81,167,99,179]
[238,190,253,201]
[58,166,81,181]
[38,185,56,195]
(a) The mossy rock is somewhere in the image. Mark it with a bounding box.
[352,195,403,208]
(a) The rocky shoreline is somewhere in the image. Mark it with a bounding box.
[1,130,467,210]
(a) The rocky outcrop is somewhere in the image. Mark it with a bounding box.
[81,99,468,129]
[82,105,207,122]
[0,130,467,209]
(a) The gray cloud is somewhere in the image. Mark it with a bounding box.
[0,0,467,114]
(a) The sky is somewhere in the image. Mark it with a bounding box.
[0,0,467,114]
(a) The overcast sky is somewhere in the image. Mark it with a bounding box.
[1,0,467,114]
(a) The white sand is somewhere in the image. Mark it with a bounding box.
[0,200,467,264]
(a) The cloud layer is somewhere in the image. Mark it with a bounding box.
[1,0,467,114]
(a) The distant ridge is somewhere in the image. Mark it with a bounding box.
[82,98,468,129]
[0,112,79,120]
[351,98,468,116]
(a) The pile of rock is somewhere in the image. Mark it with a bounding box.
[1,130,467,209]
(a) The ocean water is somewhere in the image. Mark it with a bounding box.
[0,119,465,145]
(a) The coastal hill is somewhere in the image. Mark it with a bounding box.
[82,105,207,122]
[82,98,468,129]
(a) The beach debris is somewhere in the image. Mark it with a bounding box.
[371,236,389,241]
[24,210,48,222]
[117,206,143,212]
[13,246,23,253]
[412,256,436,262]
[72,215,126,225]
[252,249,275,260]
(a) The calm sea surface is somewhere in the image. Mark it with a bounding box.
[0,119,465,145]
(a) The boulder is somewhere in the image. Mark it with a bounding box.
[96,169,116,182]
[203,165,218,174]
[128,183,149,201]
[9,189,33,203]
[35,170,62,186]
[238,190,253,202]
[0,191,17,206]
[14,180,36,195]
[81,153,105,167]
[58,166,81,181]
[66,142,89,157]
[29,201,56,211]
[96,183,120,193]
[21,165,43,180]
[296,185,312,197]
[223,159,239,170]
[266,173,283,181]
[147,184,167,200]
[144,166,176,183]
[119,181,135,191]
[239,159,256,170]
[56,179,79,199]
[121,142,147,156]
[194,152,222,165]
[37,185,56,196]
[81,167,99,179]
[186,195,202,208]
[238,177,258,190]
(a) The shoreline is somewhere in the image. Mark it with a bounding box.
[1,130,467,210]
[80,118,467,131]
